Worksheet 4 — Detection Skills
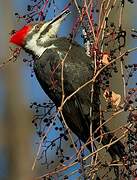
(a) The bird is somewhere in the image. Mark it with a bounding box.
[10,9,126,160]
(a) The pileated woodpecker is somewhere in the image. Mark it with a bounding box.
[10,9,125,159]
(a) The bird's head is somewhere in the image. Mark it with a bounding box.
[10,9,70,57]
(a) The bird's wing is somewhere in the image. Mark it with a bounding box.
[34,39,126,158]
[34,40,93,143]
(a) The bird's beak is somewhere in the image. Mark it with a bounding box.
[49,8,70,26]
[39,8,70,40]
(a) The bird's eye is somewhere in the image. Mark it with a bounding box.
[35,25,40,32]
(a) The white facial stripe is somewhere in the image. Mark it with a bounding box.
[26,41,56,57]
[39,20,62,44]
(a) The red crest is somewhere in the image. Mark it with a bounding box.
[10,25,32,46]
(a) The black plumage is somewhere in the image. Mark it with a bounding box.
[33,37,125,159]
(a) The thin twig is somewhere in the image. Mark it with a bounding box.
[32,112,59,170]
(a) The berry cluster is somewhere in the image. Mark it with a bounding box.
[14,0,52,23]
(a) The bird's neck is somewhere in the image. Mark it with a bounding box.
[25,37,58,57]
[25,37,71,58]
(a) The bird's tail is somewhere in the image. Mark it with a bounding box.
[90,80,126,160]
